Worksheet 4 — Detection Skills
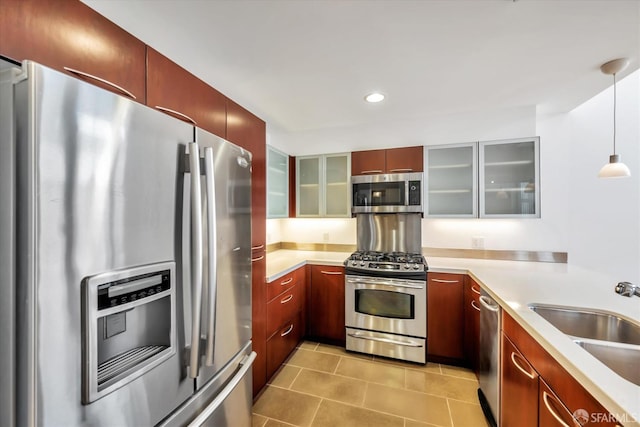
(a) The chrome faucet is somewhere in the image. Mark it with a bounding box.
[614,282,640,297]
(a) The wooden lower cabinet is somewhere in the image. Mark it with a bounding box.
[307,265,345,345]
[463,277,481,374]
[266,312,304,378]
[251,249,267,397]
[263,266,306,383]
[501,334,539,427]
[502,312,622,427]
[427,272,465,363]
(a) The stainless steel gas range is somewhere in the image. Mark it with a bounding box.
[344,250,428,364]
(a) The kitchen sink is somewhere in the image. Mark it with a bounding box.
[528,303,640,345]
[529,303,640,386]
[574,340,640,386]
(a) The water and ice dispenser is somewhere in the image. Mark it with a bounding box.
[82,262,176,404]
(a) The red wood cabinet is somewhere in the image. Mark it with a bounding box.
[502,312,621,427]
[251,249,267,397]
[351,146,423,175]
[308,265,345,345]
[0,0,146,101]
[539,379,581,427]
[501,334,539,427]
[427,272,465,363]
[463,277,481,373]
[266,312,303,378]
[146,47,226,137]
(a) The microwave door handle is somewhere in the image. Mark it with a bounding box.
[204,147,217,366]
[188,142,203,379]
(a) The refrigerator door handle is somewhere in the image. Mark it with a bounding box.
[188,142,203,379]
[186,351,257,427]
[203,147,217,366]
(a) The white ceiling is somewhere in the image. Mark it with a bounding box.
[83,0,639,141]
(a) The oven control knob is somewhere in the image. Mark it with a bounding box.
[360,261,366,267]
[413,264,420,270]
[404,263,410,270]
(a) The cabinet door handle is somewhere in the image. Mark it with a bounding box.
[471,285,481,295]
[155,106,197,125]
[280,324,294,337]
[280,277,293,286]
[389,168,413,172]
[511,352,536,380]
[471,300,481,312]
[431,278,460,284]
[280,294,293,304]
[360,169,383,174]
[321,270,343,275]
[63,67,137,99]
[251,244,265,250]
[251,255,265,262]
[542,391,573,427]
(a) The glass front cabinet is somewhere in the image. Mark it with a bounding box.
[296,153,351,217]
[425,137,540,218]
[425,143,478,217]
[479,137,540,218]
[266,145,289,218]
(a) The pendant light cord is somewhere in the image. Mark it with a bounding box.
[613,73,617,155]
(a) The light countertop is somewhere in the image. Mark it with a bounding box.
[265,249,640,425]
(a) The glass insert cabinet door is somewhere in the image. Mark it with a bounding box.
[425,143,478,217]
[479,137,540,218]
[296,153,351,217]
[324,154,350,217]
[297,156,321,216]
[266,145,289,218]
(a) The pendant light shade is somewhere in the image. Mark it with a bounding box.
[598,58,631,178]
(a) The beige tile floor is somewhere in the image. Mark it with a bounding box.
[252,341,490,427]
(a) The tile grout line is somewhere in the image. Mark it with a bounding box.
[307,397,323,427]
[446,398,455,427]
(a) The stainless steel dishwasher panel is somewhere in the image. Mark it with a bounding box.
[478,290,501,427]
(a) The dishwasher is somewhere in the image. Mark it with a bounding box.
[478,289,501,427]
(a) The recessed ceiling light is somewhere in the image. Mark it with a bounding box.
[364,92,385,103]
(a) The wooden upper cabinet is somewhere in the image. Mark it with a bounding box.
[351,146,423,175]
[0,0,146,101]
[351,149,386,175]
[386,146,424,173]
[226,99,267,249]
[146,47,226,137]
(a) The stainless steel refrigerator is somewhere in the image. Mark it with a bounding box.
[0,61,255,426]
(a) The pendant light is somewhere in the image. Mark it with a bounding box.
[598,58,631,178]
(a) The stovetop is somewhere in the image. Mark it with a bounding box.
[344,250,428,278]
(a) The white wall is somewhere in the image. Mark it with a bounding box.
[567,70,640,282]
[267,71,640,284]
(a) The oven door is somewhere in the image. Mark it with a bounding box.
[345,275,426,338]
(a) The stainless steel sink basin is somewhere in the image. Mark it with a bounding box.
[574,340,640,386]
[528,304,640,345]
[529,303,640,386]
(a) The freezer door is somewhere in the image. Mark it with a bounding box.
[13,62,194,426]
[181,129,252,387]
[158,342,255,427]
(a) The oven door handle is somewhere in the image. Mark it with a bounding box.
[347,278,424,289]
[347,332,424,348]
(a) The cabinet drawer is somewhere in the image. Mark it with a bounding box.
[267,282,304,338]
[266,312,303,378]
[267,267,304,302]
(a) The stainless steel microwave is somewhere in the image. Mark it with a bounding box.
[351,172,423,214]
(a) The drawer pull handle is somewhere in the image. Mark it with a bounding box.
[542,391,572,427]
[321,271,343,275]
[432,279,459,284]
[511,352,536,380]
[251,244,264,250]
[471,300,481,312]
[360,169,383,174]
[155,106,197,125]
[471,285,481,295]
[63,67,137,100]
[388,168,413,172]
[280,294,293,304]
[251,255,265,262]
[280,277,293,286]
[280,324,294,337]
